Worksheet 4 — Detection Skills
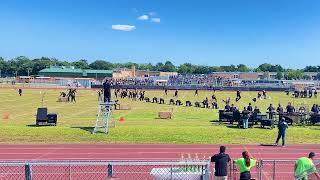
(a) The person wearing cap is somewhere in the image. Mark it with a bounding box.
[275,118,288,146]
[294,152,320,180]
[211,146,231,180]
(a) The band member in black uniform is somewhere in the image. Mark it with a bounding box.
[254,106,261,113]
[224,103,231,111]
[267,104,275,119]
[230,104,236,112]
[195,89,198,96]
[164,89,168,95]
[309,89,313,98]
[262,90,267,99]
[174,90,178,97]
[286,102,295,113]
[311,104,319,114]
[277,104,284,114]
[236,90,241,102]
[18,88,22,96]
[247,103,253,112]
[103,79,112,102]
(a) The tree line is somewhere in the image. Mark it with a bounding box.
[0,56,320,80]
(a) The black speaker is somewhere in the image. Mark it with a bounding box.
[47,113,57,125]
[36,108,48,125]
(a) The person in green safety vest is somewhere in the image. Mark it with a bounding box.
[294,152,320,180]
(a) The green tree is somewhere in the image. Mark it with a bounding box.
[154,62,164,71]
[177,63,195,74]
[72,59,90,69]
[286,70,303,80]
[89,60,113,70]
[237,64,250,72]
[275,72,283,80]
[162,61,176,72]
[32,57,54,75]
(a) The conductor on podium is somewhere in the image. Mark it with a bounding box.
[103,79,112,102]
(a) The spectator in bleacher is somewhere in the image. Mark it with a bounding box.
[210,146,231,180]
[275,118,288,147]
[294,152,320,180]
[234,151,257,180]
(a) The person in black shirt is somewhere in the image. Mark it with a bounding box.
[18,88,22,96]
[311,104,319,114]
[267,104,275,119]
[254,106,261,113]
[277,104,283,114]
[230,104,236,112]
[286,102,295,113]
[247,103,253,112]
[164,89,168,96]
[195,89,198,96]
[174,90,178,97]
[224,104,231,111]
[103,79,112,102]
[236,90,241,102]
[242,107,250,129]
[211,146,231,180]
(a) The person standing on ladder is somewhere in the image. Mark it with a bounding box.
[103,79,112,103]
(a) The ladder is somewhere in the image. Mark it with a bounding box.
[93,102,114,134]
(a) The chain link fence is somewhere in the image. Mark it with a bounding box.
[0,160,210,180]
[0,160,318,180]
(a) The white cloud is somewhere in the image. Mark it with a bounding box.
[111,24,136,31]
[138,15,149,20]
[151,18,160,23]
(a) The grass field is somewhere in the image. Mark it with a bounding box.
[0,87,319,144]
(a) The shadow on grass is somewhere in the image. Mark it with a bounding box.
[26,124,56,127]
[71,126,94,133]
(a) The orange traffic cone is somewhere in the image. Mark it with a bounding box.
[119,117,125,123]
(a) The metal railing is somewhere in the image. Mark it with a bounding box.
[0,160,318,180]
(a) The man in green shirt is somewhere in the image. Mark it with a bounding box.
[294,152,320,180]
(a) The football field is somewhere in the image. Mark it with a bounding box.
[0,87,319,144]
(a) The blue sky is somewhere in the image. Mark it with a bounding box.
[0,0,320,68]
